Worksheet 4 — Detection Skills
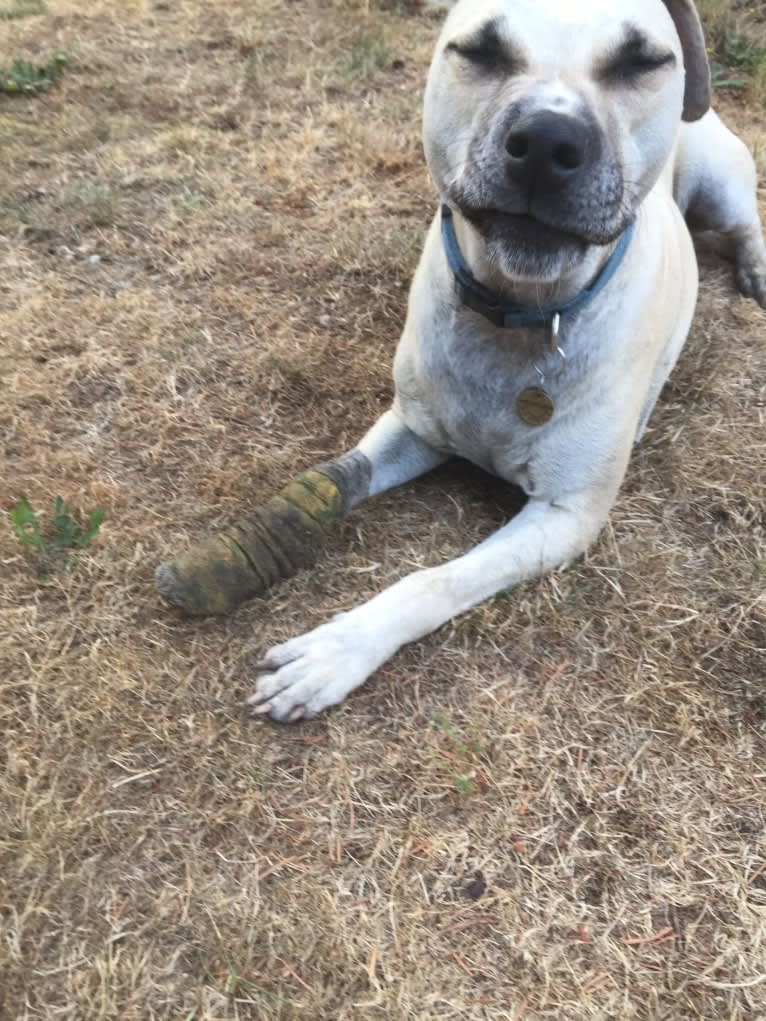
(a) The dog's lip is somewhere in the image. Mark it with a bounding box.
[457,205,583,244]
[454,203,632,248]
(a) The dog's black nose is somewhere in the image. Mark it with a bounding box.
[505,113,587,195]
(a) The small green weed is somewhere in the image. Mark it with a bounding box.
[0,51,67,95]
[8,495,106,570]
[347,35,390,77]
[711,30,766,93]
[726,30,766,72]
[250,766,269,798]
[429,710,485,795]
[710,61,746,91]
[0,0,46,20]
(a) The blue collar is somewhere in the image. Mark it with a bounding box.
[440,204,635,332]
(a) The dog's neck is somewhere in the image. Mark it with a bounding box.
[450,209,624,311]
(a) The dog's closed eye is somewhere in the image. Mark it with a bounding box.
[445,19,524,75]
[599,27,676,84]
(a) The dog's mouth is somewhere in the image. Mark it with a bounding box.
[459,206,588,250]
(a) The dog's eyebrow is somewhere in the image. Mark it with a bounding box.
[445,18,525,72]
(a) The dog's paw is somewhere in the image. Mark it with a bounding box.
[736,246,766,310]
[247,616,380,722]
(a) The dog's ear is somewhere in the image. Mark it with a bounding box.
[662,0,711,121]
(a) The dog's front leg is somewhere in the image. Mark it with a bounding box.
[155,410,447,615]
[249,489,609,721]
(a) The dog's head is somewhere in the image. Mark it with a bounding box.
[424,0,710,282]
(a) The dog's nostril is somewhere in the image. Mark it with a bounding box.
[553,141,583,171]
[506,132,529,159]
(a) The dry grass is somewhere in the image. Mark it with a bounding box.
[1,1,765,1018]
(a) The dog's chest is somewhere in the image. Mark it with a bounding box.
[395,319,594,492]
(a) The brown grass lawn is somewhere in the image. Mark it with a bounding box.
[1,1,765,1018]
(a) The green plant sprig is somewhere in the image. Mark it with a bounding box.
[1,51,67,95]
[8,495,106,570]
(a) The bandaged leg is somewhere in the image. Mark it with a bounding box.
[155,410,446,615]
[155,469,347,615]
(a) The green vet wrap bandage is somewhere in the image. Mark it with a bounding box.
[155,471,344,615]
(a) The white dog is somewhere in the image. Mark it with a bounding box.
[241,0,766,719]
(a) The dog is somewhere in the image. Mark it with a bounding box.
[242,0,766,720]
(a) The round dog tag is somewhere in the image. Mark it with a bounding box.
[516,387,554,426]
